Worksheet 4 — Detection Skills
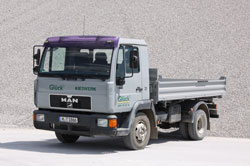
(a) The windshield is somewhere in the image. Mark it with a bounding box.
[39,47,113,79]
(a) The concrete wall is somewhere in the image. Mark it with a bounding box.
[0,0,249,137]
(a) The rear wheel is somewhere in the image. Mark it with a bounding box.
[179,122,190,139]
[55,132,80,143]
[188,109,207,140]
[123,113,151,150]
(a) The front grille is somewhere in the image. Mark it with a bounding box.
[50,94,91,110]
[54,123,90,132]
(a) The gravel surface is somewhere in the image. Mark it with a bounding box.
[0,129,250,166]
[0,0,250,137]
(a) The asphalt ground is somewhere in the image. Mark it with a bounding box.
[0,129,249,166]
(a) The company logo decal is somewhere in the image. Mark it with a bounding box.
[117,96,130,107]
[49,84,63,90]
[75,86,96,91]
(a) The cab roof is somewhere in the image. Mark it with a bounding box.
[44,35,146,48]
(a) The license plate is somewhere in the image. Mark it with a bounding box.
[59,116,78,124]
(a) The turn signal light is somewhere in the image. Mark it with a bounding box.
[33,112,35,121]
[108,119,117,128]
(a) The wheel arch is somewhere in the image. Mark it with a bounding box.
[137,109,158,139]
[181,101,210,130]
[120,100,158,139]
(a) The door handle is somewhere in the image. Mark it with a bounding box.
[136,87,143,92]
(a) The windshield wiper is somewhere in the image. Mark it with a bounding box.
[61,74,107,81]
[60,74,86,80]
[82,75,108,81]
[39,72,108,81]
[38,73,66,79]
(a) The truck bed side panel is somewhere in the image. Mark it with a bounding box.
[149,69,226,102]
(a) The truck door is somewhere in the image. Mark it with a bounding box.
[115,45,143,112]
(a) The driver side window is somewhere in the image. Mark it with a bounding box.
[124,46,139,74]
[116,46,140,79]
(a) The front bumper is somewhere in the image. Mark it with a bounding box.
[33,110,129,137]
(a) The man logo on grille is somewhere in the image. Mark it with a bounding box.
[67,102,73,108]
[61,96,79,108]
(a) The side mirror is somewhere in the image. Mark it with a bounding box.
[33,45,43,75]
[130,49,139,69]
[116,77,125,86]
[33,66,40,75]
[33,49,41,65]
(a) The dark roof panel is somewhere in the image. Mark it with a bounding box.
[44,35,119,48]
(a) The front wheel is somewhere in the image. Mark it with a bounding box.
[55,132,80,143]
[123,113,151,150]
[188,109,208,140]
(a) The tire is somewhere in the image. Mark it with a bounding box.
[123,113,151,150]
[55,132,80,143]
[188,109,207,140]
[179,122,190,139]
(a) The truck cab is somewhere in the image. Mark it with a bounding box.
[34,36,149,114]
[33,36,155,148]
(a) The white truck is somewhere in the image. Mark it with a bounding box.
[33,35,226,150]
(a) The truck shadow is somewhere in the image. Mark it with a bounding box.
[149,130,188,145]
[0,130,186,154]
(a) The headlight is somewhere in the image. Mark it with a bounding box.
[97,118,108,127]
[36,114,45,122]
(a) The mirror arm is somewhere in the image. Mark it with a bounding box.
[33,66,40,75]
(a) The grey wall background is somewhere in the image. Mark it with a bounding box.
[0,0,249,138]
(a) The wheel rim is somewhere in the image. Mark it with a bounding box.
[197,116,206,134]
[135,120,148,142]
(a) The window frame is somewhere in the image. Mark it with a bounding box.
[123,45,140,75]
[38,46,114,79]
[115,45,140,81]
